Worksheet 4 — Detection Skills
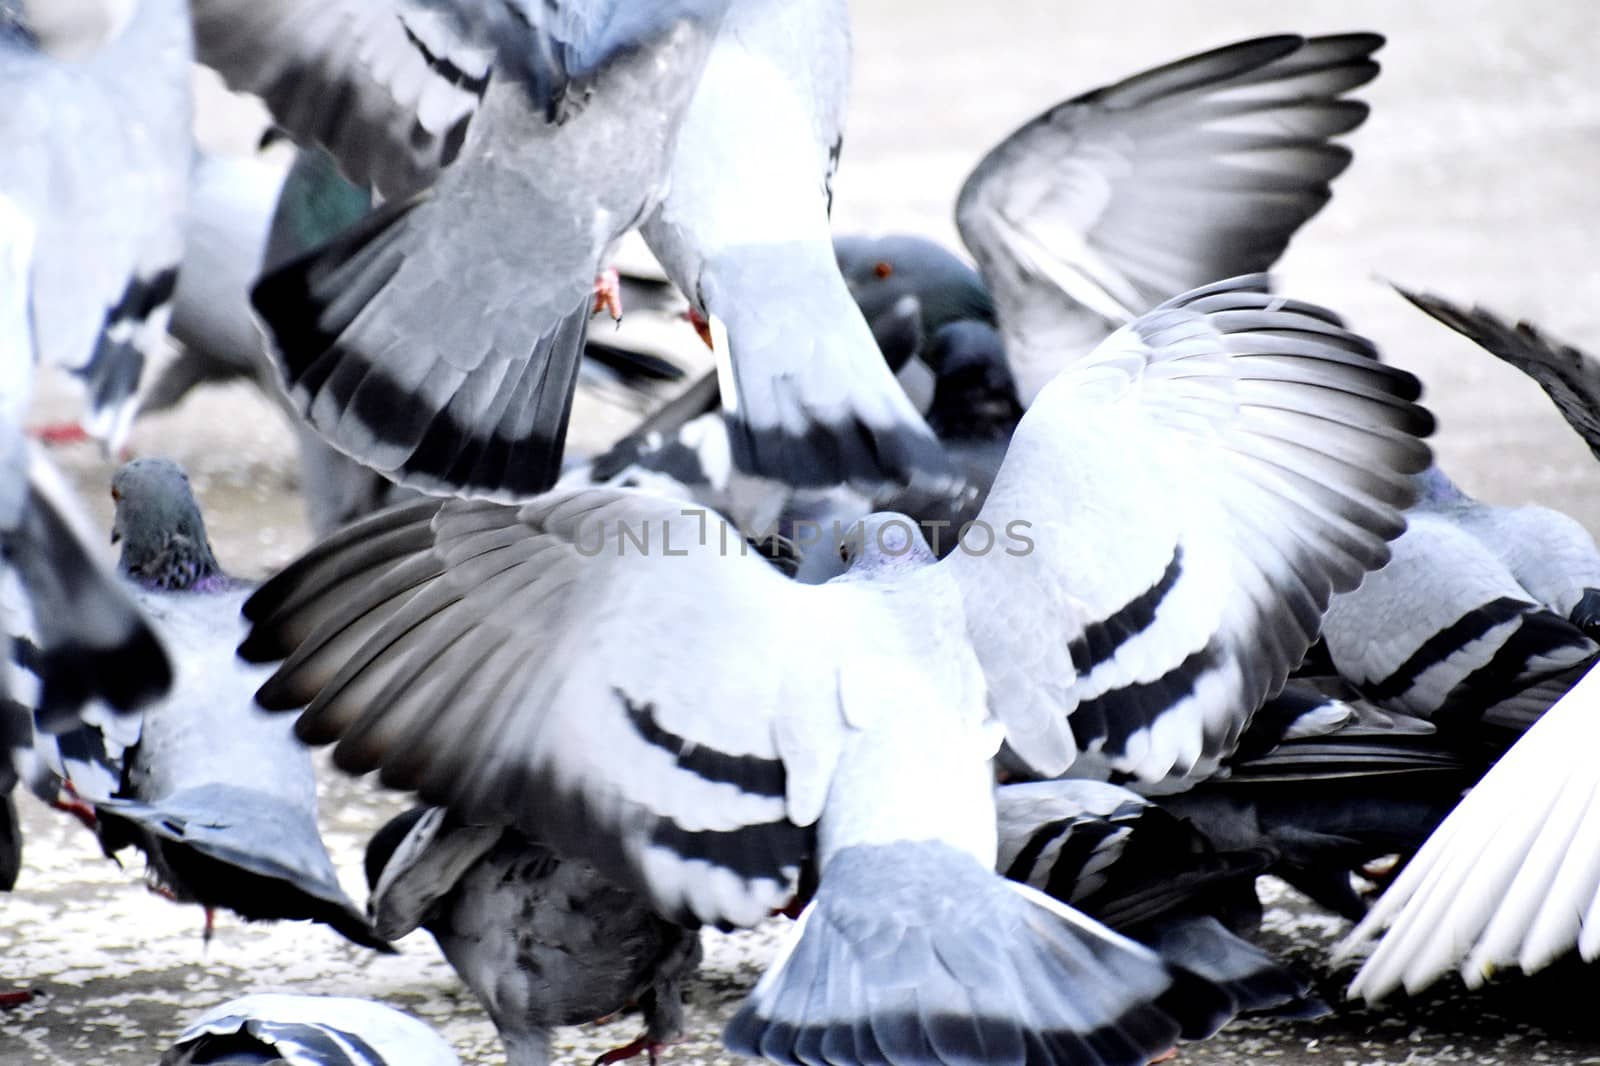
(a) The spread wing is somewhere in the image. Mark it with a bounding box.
[242,490,858,927]
[946,276,1433,785]
[956,33,1379,400]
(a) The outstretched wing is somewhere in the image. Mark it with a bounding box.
[1339,660,1600,1000]
[190,0,490,198]
[243,490,856,927]
[956,33,1379,400]
[1397,286,1600,463]
[947,276,1433,785]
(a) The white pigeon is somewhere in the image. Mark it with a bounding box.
[1,0,192,449]
[241,275,1433,1066]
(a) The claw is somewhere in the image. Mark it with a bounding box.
[51,779,98,833]
[30,421,92,446]
[683,307,714,350]
[594,1032,666,1066]
[593,267,623,322]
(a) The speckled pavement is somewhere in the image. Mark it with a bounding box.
[6,2,1600,1063]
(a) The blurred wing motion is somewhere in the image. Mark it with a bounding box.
[249,0,731,500]
[189,0,488,198]
[1339,661,1600,999]
[956,33,1380,401]
[0,436,171,729]
[1,0,192,447]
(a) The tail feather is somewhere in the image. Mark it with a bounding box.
[1143,916,1323,1019]
[725,842,1234,1066]
[251,195,589,501]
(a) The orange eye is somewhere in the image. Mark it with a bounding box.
[873,261,893,279]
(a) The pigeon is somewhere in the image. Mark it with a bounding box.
[2,0,193,449]
[833,235,996,358]
[595,31,1380,539]
[1316,464,1600,749]
[366,806,702,1066]
[1158,684,1474,923]
[1338,658,1600,1000]
[242,275,1434,1065]
[234,0,733,501]
[995,779,1321,1020]
[956,34,1380,404]
[634,0,957,496]
[89,458,389,951]
[162,993,461,1066]
[138,149,293,419]
[1395,287,1600,463]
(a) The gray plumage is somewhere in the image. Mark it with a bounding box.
[1397,286,1600,464]
[1,0,193,448]
[640,0,956,496]
[94,459,388,950]
[995,779,1318,1020]
[162,993,460,1066]
[1318,464,1600,743]
[243,276,1432,1065]
[1159,684,1473,923]
[956,34,1379,403]
[248,0,731,501]
[366,806,701,1066]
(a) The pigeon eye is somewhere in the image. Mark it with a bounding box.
[872,261,893,279]
[838,542,851,563]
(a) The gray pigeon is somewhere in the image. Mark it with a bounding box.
[236,0,732,501]
[1158,683,1474,923]
[2,0,192,449]
[366,806,701,1066]
[162,993,461,1065]
[1316,464,1600,747]
[243,276,1433,1065]
[833,235,996,362]
[956,34,1380,404]
[637,0,955,496]
[90,458,389,951]
[994,779,1320,1020]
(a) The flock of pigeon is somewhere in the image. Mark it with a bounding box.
[5,1,1600,1064]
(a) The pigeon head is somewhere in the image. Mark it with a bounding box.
[834,512,936,579]
[926,321,1021,441]
[364,806,431,895]
[110,458,222,590]
[835,234,995,347]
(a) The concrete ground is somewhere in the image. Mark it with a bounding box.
[6,1,1600,1063]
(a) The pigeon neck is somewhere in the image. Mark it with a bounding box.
[120,533,226,592]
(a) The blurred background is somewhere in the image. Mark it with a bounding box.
[6,2,1600,1063]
